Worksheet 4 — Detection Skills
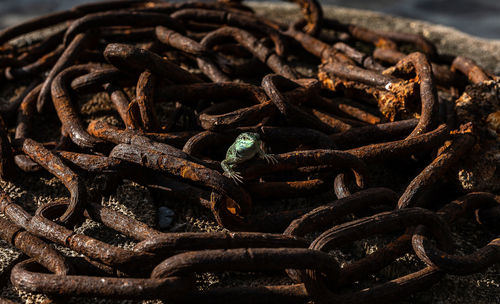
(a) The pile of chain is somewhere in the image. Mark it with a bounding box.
[0,0,499,303]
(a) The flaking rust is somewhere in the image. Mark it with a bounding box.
[454,77,500,191]
[0,0,498,302]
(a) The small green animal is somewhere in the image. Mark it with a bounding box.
[221,132,277,183]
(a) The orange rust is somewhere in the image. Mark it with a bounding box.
[179,166,197,180]
[487,111,500,134]
[450,122,474,135]
[375,38,397,50]
[320,67,418,122]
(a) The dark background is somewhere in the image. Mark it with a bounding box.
[0,0,499,39]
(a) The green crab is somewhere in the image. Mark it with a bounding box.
[221,132,277,183]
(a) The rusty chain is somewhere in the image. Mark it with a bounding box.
[0,0,498,303]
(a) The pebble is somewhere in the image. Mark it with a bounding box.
[158,206,175,229]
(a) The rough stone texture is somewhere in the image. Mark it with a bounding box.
[454,79,500,192]
[0,2,499,304]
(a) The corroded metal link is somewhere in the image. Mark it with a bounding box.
[346,124,449,163]
[301,208,453,303]
[1,191,154,273]
[373,48,460,87]
[51,64,106,149]
[103,82,140,129]
[262,74,340,133]
[333,171,362,199]
[236,148,367,186]
[37,31,94,112]
[35,199,162,243]
[151,247,339,280]
[451,56,491,84]
[321,60,397,89]
[287,23,382,70]
[318,60,419,122]
[309,208,453,256]
[57,151,124,172]
[15,138,87,225]
[171,8,287,56]
[88,120,199,162]
[412,192,500,275]
[136,70,159,131]
[103,43,203,83]
[63,10,185,45]
[70,67,125,93]
[197,81,320,131]
[182,126,334,158]
[0,0,157,45]
[287,0,323,35]
[337,233,413,286]
[0,204,72,275]
[322,18,397,49]
[155,25,231,82]
[414,234,500,276]
[309,96,382,125]
[283,187,397,283]
[28,214,155,270]
[155,25,207,56]
[5,45,65,80]
[330,266,444,304]
[134,232,308,255]
[398,133,475,209]
[245,178,329,200]
[11,259,192,299]
[475,205,500,232]
[372,29,437,57]
[285,187,398,237]
[109,143,253,227]
[156,82,268,106]
[0,0,498,301]
[383,52,439,138]
[330,118,418,149]
[201,27,297,79]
